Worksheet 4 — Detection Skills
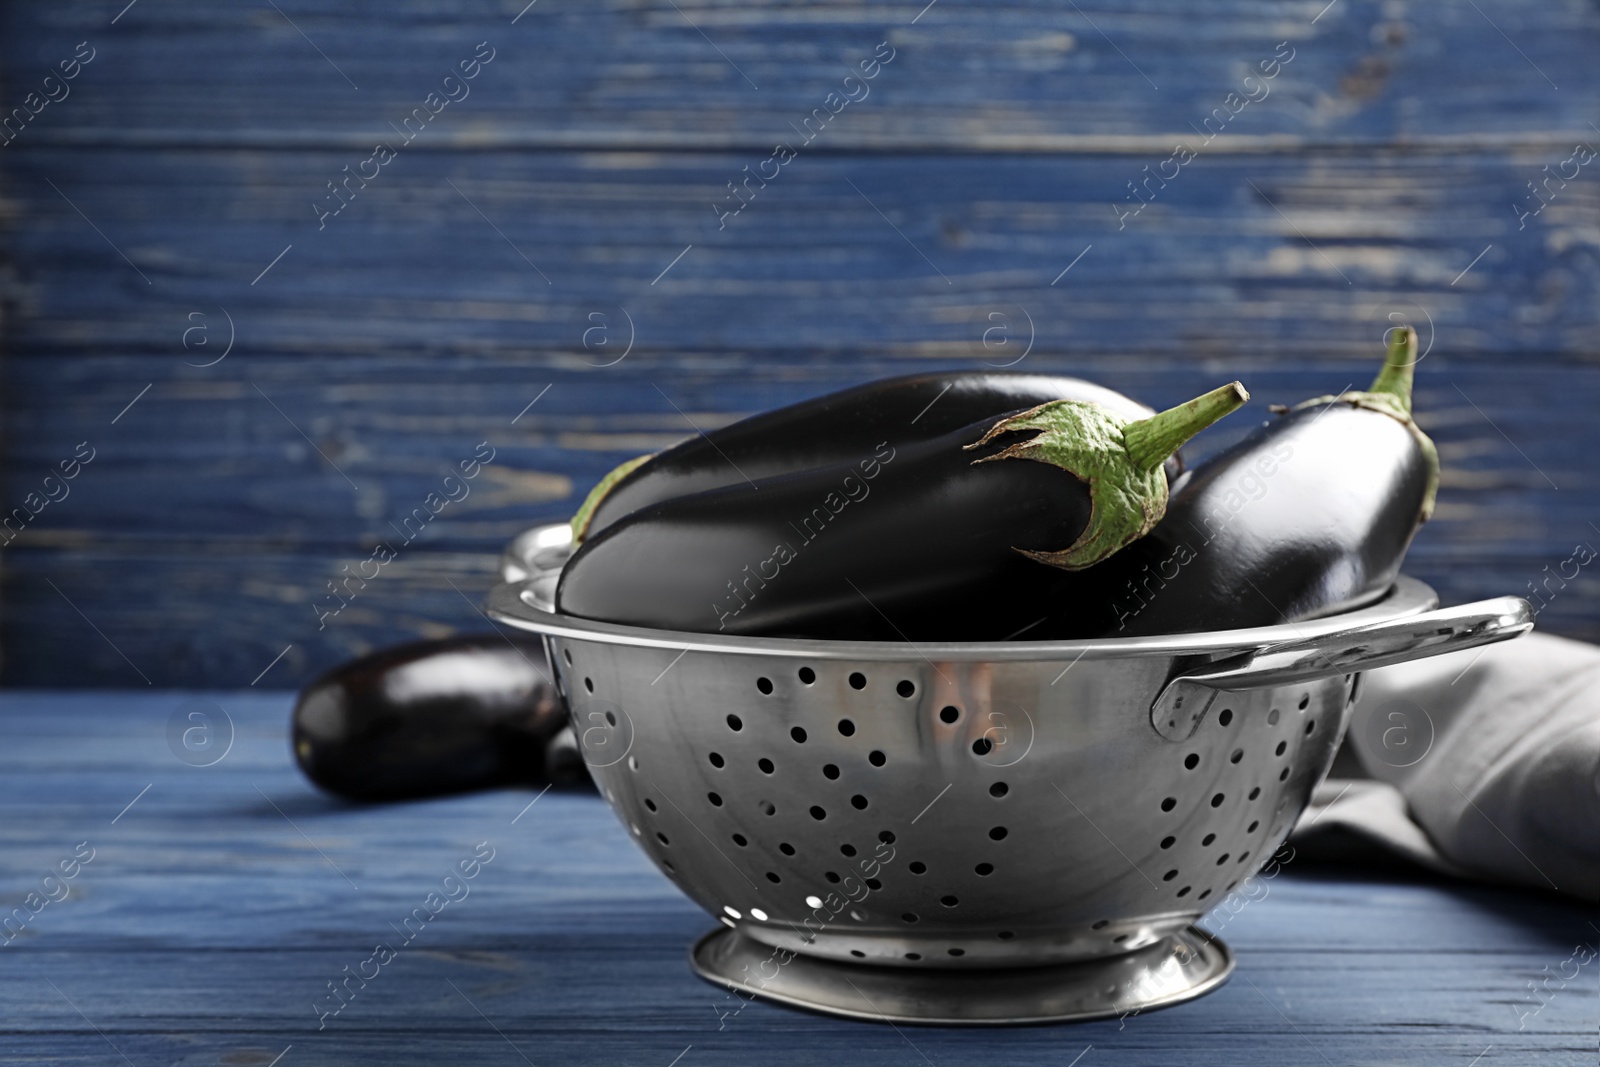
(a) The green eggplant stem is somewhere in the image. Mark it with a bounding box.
[969,380,1250,570]
[1122,381,1251,474]
[1367,326,1418,415]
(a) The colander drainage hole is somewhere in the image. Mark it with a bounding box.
[584,677,594,693]
[1176,886,1192,897]
[1113,934,1130,944]
[909,861,926,875]
[798,666,816,684]
[1248,787,1261,801]
[1305,719,1316,735]
[849,672,867,690]
[727,714,743,731]
[866,878,882,890]
[1267,708,1281,726]
[1163,869,1178,882]
[756,677,773,695]
[1279,767,1291,781]
[939,706,960,724]
[838,719,856,737]
[761,801,777,816]
[988,826,1007,841]
[897,680,916,698]
[604,711,616,725]
[629,756,639,772]
[732,833,748,847]
[708,792,723,807]
[1183,753,1200,770]
[947,948,965,957]
[643,798,657,812]
[662,861,675,873]
[656,832,669,845]
[990,782,1008,798]
[869,750,886,767]
[1201,833,1215,846]
[902,913,919,923]
[850,950,865,958]
[1216,853,1230,865]
[791,727,808,743]
[1210,793,1225,807]
[758,758,775,774]
[998,931,1015,940]
[779,842,795,856]
[879,831,896,844]
[563,649,572,666]
[974,863,993,877]
[972,738,993,756]
[840,844,856,857]
[905,952,922,960]
[851,794,869,810]
[941,895,959,907]
[1198,888,1212,900]
[825,872,840,883]
[1275,741,1287,756]
[822,764,840,780]
[1091,920,1110,930]
[1298,694,1310,710]
[1160,797,1177,812]
[810,805,827,820]
[1238,850,1250,863]
[709,752,725,768]
[1218,708,1234,726]
[1160,836,1175,849]
[1247,820,1259,833]
[766,872,781,884]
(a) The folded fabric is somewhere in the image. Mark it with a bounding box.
[1289,631,1599,902]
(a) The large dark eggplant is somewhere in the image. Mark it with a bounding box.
[557,382,1248,638]
[1056,328,1438,637]
[572,372,1178,542]
[293,635,588,800]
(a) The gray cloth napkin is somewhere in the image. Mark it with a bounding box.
[1289,631,1600,902]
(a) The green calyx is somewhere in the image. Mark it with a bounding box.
[570,452,656,543]
[1290,326,1439,522]
[967,381,1250,570]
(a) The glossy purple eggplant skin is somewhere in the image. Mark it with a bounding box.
[1051,402,1432,638]
[293,635,590,801]
[580,371,1171,540]
[558,418,1099,640]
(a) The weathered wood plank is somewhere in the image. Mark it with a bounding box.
[4,149,1597,355]
[0,692,1591,1064]
[7,1,1599,149]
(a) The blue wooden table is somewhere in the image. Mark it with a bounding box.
[4,691,1593,1064]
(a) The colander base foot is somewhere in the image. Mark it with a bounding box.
[690,925,1233,1026]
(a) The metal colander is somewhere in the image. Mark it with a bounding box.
[490,524,1531,1024]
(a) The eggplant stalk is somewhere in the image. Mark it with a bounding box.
[969,381,1250,570]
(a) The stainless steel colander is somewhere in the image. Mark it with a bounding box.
[489,523,1531,1024]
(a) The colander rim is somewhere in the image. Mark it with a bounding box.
[486,570,1440,662]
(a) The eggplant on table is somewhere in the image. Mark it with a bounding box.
[1050,327,1439,637]
[293,635,589,801]
[572,371,1181,543]
[557,381,1249,639]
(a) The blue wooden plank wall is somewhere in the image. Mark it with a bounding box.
[3,1,1599,686]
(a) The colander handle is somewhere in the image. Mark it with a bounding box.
[1149,596,1534,742]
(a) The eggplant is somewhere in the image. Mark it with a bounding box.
[572,372,1179,542]
[292,635,589,801]
[556,382,1248,639]
[1054,327,1438,637]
